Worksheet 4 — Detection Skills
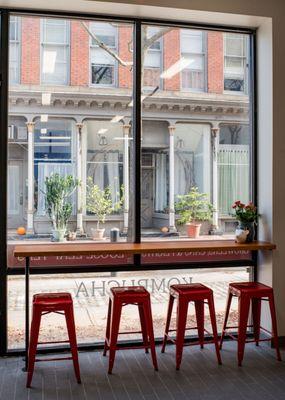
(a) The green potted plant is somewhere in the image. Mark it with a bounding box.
[232,201,259,242]
[44,173,79,242]
[86,178,123,240]
[175,187,213,238]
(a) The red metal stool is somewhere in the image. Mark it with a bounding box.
[220,282,281,366]
[161,284,222,370]
[103,286,158,374]
[26,292,81,388]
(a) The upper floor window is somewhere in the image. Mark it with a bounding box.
[9,16,20,84]
[224,33,248,93]
[180,29,205,92]
[90,22,117,86]
[143,26,162,90]
[41,19,70,85]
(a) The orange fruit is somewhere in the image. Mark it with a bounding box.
[17,226,26,235]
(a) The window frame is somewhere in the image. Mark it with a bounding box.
[223,32,248,95]
[143,25,163,91]
[40,18,70,86]
[180,29,207,92]
[89,21,118,87]
[0,10,257,358]
[9,15,21,85]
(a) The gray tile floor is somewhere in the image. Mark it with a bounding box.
[1,342,285,400]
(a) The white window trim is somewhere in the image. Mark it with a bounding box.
[40,18,70,86]
[89,22,118,88]
[180,30,207,93]
[223,33,248,95]
[9,16,21,85]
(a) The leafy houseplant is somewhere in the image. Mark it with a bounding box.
[86,177,123,240]
[232,201,258,242]
[44,173,79,242]
[175,187,213,238]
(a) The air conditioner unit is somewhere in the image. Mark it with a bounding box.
[17,127,28,141]
[8,125,16,140]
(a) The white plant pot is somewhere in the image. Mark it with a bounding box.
[91,228,105,240]
[52,228,66,242]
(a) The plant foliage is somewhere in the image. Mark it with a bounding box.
[44,173,79,231]
[232,201,259,224]
[86,177,123,229]
[175,187,213,224]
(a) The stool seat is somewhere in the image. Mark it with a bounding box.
[170,283,212,297]
[220,281,281,366]
[162,283,222,370]
[110,286,149,299]
[33,292,72,305]
[229,282,272,296]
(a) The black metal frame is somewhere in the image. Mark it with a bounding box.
[0,7,257,357]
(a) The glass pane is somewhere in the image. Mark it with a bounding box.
[181,29,203,53]
[8,14,134,276]
[90,21,117,47]
[141,24,252,240]
[43,19,69,44]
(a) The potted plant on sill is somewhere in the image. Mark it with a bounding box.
[175,187,213,238]
[44,173,80,242]
[86,177,123,240]
[232,201,259,243]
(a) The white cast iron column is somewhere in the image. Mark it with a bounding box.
[168,125,177,233]
[209,125,223,235]
[123,124,130,233]
[26,121,35,233]
[76,122,84,235]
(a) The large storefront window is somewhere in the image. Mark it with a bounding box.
[5,12,255,351]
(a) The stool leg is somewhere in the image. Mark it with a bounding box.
[220,289,233,349]
[268,293,282,361]
[175,298,188,370]
[208,294,222,365]
[65,306,81,384]
[237,294,250,366]
[161,294,174,353]
[103,299,112,356]
[143,299,158,371]
[252,298,261,346]
[26,308,42,388]
[138,304,149,354]
[194,300,204,349]
[108,299,122,374]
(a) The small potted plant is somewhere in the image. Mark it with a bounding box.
[86,177,123,240]
[232,201,258,242]
[44,173,79,242]
[175,187,213,238]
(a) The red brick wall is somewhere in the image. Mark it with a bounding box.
[163,29,180,91]
[21,17,40,85]
[18,17,226,94]
[207,31,224,94]
[70,21,89,86]
[118,25,133,88]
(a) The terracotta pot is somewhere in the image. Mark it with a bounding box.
[186,223,201,238]
[91,228,105,240]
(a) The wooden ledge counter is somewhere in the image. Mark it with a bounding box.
[14,240,276,258]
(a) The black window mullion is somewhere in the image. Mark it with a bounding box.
[132,21,142,245]
[0,9,9,357]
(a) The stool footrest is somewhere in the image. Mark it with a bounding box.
[35,356,73,363]
[164,334,217,347]
[37,340,70,345]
